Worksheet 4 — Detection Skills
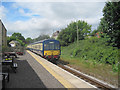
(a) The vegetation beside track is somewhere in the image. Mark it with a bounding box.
[60,37,118,86]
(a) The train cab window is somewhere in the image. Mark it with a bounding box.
[44,41,60,50]
[55,44,60,50]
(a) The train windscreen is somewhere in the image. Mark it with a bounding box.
[44,42,60,50]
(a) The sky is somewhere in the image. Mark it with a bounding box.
[0,0,106,39]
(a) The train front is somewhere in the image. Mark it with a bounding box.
[43,40,60,61]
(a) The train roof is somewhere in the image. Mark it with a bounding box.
[28,39,60,45]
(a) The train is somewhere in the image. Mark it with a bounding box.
[27,39,61,62]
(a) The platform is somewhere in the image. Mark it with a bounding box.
[27,50,96,88]
[5,50,97,88]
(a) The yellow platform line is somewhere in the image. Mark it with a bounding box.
[27,50,75,88]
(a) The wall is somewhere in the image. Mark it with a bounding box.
[0,20,2,46]
[0,20,7,47]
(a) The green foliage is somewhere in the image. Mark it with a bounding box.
[73,48,79,57]
[58,20,92,46]
[97,1,120,48]
[7,33,50,47]
[7,32,26,46]
[12,33,25,41]
[61,37,118,72]
[25,37,33,44]
[89,29,99,36]
[16,39,25,46]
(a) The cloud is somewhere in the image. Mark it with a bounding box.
[2,2,105,38]
[0,5,7,19]
[18,8,32,17]
[5,17,64,38]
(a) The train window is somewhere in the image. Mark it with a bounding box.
[55,44,60,49]
[49,43,54,50]
[44,44,49,50]
[39,45,41,50]
[37,45,38,49]
[38,45,40,49]
[44,42,60,50]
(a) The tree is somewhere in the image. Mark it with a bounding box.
[7,32,26,46]
[7,36,11,47]
[58,20,92,46]
[98,1,120,48]
[12,33,25,42]
[89,29,99,36]
[25,37,33,44]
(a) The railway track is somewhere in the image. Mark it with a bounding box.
[56,61,116,89]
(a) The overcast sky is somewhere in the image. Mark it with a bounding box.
[0,0,106,39]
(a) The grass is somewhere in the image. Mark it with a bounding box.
[60,38,118,87]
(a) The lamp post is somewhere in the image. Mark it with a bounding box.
[76,20,79,46]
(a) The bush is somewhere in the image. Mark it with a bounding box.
[61,37,118,72]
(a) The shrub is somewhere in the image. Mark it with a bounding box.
[62,37,118,72]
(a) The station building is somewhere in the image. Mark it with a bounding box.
[9,40,20,47]
[0,20,7,47]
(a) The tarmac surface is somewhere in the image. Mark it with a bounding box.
[5,51,64,88]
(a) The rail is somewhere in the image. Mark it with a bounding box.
[57,63,116,89]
